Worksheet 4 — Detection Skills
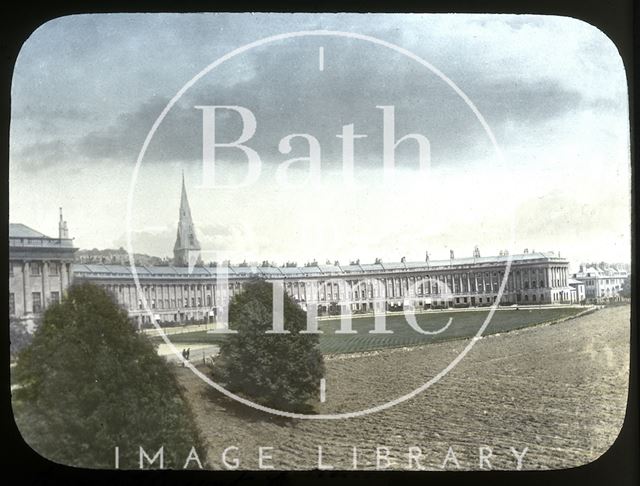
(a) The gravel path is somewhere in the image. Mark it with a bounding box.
[174,305,630,470]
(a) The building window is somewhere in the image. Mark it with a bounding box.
[30,262,42,276]
[50,291,60,304]
[49,263,59,276]
[9,293,15,315]
[32,292,42,313]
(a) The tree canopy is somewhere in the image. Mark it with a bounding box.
[12,282,201,468]
[212,280,325,413]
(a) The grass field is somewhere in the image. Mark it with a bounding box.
[152,306,585,355]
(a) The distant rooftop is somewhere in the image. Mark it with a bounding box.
[72,251,567,280]
[574,265,628,278]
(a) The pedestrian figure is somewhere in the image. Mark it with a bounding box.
[186,348,190,360]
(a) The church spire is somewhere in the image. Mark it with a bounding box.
[173,173,201,266]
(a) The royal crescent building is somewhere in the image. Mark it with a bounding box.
[11,178,579,328]
[73,178,576,327]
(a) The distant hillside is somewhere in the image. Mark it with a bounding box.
[76,248,169,266]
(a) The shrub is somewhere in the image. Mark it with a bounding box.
[212,280,325,413]
[9,316,33,360]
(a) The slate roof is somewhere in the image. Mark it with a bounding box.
[72,251,566,280]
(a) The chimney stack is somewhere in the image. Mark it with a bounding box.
[58,207,69,239]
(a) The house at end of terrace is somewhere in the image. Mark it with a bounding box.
[9,209,77,330]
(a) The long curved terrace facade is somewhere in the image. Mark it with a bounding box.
[71,251,574,327]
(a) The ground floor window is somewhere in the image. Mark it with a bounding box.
[32,292,42,313]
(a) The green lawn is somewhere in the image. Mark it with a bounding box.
[151,307,585,355]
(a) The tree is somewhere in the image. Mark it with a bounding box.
[12,283,202,468]
[620,277,631,298]
[212,280,325,413]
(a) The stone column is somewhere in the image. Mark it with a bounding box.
[42,261,50,307]
[61,262,69,296]
[23,261,32,315]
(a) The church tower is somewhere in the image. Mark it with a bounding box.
[173,173,201,266]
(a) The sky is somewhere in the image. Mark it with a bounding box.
[9,13,631,271]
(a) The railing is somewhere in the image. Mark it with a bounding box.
[9,237,75,248]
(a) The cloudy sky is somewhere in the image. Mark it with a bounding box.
[9,13,630,270]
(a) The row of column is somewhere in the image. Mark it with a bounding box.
[19,260,70,315]
[106,281,243,311]
[290,265,569,304]
[97,263,570,312]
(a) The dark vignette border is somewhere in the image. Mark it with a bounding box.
[0,1,636,485]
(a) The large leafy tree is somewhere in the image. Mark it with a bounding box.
[213,280,325,413]
[12,283,201,469]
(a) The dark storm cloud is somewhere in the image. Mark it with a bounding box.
[11,14,626,172]
[64,42,593,170]
[15,139,73,172]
